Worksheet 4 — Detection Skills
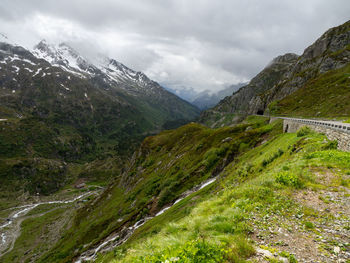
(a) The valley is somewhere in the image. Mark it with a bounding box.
[0,187,103,262]
[0,9,349,263]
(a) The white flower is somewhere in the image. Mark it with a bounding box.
[334,246,340,254]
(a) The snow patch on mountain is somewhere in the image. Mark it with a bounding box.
[32,40,154,89]
[33,41,88,77]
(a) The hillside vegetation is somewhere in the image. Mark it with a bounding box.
[36,116,282,262]
[91,119,350,262]
[14,116,344,262]
[269,63,350,118]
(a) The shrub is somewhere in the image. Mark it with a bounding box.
[267,100,279,114]
[261,149,284,167]
[304,221,315,229]
[203,148,224,170]
[158,185,177,208]
[237,163,253,178]
[139,239,228,263]
[280,251,298,263]
[297,126,312,137]
[275,171,302,188]
[322,140,338,150]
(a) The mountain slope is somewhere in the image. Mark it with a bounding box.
[22,116,348,263]
[99,120,349,263]
[32,40,200,126]
[0,39,199,199]
[2,21,350,263]
[201,19,350,123]
[35,116,281,263]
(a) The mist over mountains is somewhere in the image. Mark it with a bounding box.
[165,82,246,110]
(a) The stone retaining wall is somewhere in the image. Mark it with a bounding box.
[282,118,350,152]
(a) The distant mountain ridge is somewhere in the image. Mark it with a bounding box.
[164,83,246,110]
[191,83,247,110]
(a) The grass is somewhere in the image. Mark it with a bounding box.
[6,116,349,262]
[91,123,349,263]
[270,63,350,118]
[36,117,282,262]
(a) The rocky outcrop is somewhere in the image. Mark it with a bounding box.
[200,20,350,122]
[199,53,298,122]
[268,20,350,103]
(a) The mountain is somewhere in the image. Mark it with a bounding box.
[2,22,350,263]
[191,83,247,110]
[201,20,350,125]
[0,39,199,196]
[32,40,200,122]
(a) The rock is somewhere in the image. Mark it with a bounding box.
[222,137,232,143]
[256,247,273,258]
[199,20,350,121]
[75,183,86,189]
[278,256,289,263]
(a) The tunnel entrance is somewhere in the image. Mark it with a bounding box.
[256,110,264,115]
[284,124,289,133]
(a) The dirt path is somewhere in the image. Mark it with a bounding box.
[251,169,350,262]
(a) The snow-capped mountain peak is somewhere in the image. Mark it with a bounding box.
[33,40,94,77]
[92,55,152,87]
[32,40,154,89]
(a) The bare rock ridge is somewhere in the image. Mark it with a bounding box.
[201,19,350,121]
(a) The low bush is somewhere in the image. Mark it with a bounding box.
[304,221,315,229]
[322,140,338,150]
[139,239,228,263]
[275,171,302,188]
[261,149,284,167]
[297,126,312,137]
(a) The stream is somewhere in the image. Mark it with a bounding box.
[76,177,217,262]
[0,191,97,256]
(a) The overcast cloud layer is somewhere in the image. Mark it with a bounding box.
[0,0,349,94]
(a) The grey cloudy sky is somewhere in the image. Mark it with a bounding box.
[0,0,349,93]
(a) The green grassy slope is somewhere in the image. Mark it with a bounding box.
[36,116,282,262]
[269,63,350,118]
[92,124,349,262]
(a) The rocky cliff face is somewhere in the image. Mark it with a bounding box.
[201,20,350,122]
[267,20,350,104]
[214,53,298,115]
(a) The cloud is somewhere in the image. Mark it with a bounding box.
[0,0,349,93]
